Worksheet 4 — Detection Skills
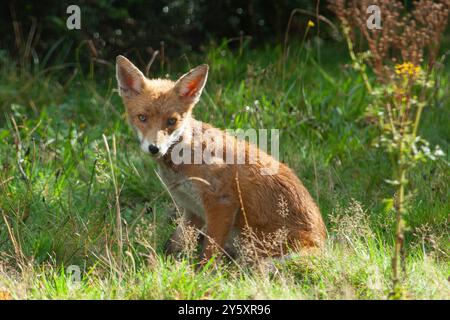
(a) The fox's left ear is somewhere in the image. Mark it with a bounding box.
[174,64,209,104]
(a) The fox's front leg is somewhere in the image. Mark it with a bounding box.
[200,203,238,264]
[165,210,204,255]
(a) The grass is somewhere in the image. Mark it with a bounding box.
[0,37,449,299]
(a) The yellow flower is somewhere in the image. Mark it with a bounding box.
[394,62,421,78]
[308,20,315,28]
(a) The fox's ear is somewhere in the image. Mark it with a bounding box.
[174,64,209,104]
[116,55,145,97]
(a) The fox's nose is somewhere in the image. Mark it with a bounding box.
[148,144,159,155]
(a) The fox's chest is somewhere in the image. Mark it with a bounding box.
[157,164,205,219]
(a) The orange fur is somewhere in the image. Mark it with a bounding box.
[116,55,327,262]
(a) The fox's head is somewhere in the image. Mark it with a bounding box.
[116,55,208,157]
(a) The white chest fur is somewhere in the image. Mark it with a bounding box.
[157,164,206,219]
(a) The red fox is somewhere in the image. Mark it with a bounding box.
[116,55,326,263]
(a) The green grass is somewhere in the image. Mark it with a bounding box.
[0,39,448,299]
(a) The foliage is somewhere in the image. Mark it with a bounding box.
[0,1,449,298]
[0,0,329,69]
[0,36,448,298]
[329,0,449,298]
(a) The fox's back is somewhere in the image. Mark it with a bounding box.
[158,119,326,252]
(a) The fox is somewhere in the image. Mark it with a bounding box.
[115,55,326,263]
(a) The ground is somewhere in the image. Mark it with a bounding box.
[0,40,448,299]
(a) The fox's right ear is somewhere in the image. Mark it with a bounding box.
[116,55,145,97]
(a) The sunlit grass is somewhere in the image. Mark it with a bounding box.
[0,40,448,299]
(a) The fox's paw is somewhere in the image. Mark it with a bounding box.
[164,237,183,256]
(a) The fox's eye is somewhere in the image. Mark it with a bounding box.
[167,117,177,126]
[138,115,147,122]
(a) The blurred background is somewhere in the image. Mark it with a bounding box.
[0,0,335,71]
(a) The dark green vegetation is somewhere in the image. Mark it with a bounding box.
[0,36,448,298]
[1,0,331,63]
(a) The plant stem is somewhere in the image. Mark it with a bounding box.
[342,24,372,94]
[391,155,406,299]
[103,134,123,275]
[412,103,425,138]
